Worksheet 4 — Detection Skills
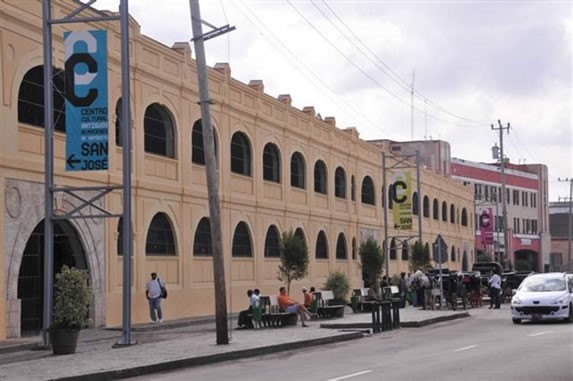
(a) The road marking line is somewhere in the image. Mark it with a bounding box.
[528,331,553,337]
[326,370,372,381]
[453,345,477,352]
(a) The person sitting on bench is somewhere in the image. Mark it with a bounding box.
[278,286,314,328]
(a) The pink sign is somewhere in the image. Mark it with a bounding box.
[479,208,494,245]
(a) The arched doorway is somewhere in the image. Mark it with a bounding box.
[17,220,87,337]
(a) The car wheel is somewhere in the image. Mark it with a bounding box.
[512,318,521,324]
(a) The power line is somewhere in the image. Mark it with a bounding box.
[287,0,490,129]
[316,0,491,126]
[232,0,400,138]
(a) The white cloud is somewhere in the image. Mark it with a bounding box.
[94,0,572,200]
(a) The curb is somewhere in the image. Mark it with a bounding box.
[0,342,40,354]
[320,311,470,329]
[52,331,365,381]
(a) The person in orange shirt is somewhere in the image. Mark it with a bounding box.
[302,287,313,308]
[278,286,314,327]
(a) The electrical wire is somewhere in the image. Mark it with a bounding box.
[233,0,400,138]
[286,0,490,129]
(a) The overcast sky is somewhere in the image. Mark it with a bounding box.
[95,0,572,201]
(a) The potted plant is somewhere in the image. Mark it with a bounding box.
[324,271,351,317]
[49,265,92,355]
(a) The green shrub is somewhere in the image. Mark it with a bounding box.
[278,230,309,295]
[324,271,351,303]
[51,265,92,330]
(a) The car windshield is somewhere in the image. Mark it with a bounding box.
[518,276,566,292]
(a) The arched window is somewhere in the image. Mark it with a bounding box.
[264,225,281,257]
[294,228,307,248]
[450,204,455,223]
[451,246,456,262]
[314,160,327,194]
[290,152,306,188]
[117,217,124,255]
[401,241,409,261]
[115,98,123,146]
[336,233,347,259]
[232,221,252,257]
[263,143,281,183]
[144,103,175,158]
[193,217,212,256]
[442,201,448,222]
[231,132,251,176]
[192,119,218,165]
[18,65,66,132]
[352,237,357,260]
[423,196,430,217]
[461,208,468,226]
[146,213,176,256]
[433,199,439,220]
[361,176,375,205]
[390,238,397,260]
[462,251,469,271]
[412,192,419,215]
[335,167,346,198]
[351,175,356,201]
[388,184,394,210]
[316,231,328,259]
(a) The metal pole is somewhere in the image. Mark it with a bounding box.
[492,121,510,269]
[416,152,422,247]
[189,0,229,345]
[42,0,54,348]
[117,0,134,346]
[560,178,573,271]
[383,152,390,280]
[438,243,444,309]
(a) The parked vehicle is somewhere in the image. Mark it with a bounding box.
[510,272,573,324]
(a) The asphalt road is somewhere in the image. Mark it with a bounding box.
[131,307,573,381]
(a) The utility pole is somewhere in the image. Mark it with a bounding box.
[558,178,573,270]
[491,120,510,269]
[189,0,234,345]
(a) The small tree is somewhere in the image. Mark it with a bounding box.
[325,271,351,303]
[278,230,309,295]
[409,241,432,272]
[359,237,384,289]
[52,265,91,330]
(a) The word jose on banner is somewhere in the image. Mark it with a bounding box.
[64,30,109,172]
[391,171,413,230]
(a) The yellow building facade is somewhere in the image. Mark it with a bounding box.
[0,0,474,339]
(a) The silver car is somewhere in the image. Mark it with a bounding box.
[510,272,573,324]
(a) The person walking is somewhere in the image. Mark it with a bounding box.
[145,272,165,324]
[488,270,502,309]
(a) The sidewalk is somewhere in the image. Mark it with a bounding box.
[0,306,470,381]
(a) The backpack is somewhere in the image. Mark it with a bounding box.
[157,278,167,299]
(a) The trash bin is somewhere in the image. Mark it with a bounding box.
[350,295,359,313]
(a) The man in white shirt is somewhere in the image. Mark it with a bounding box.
[145,272,164,323]
[488,270,502,309]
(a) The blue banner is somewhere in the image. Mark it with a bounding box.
[64,30,108,171]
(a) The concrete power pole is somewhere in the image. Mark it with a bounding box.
[558,178,573,270]
[491,120,510,269]
[189,0,235,345]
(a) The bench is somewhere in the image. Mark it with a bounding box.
[315,290,345,319]
[250,295,297,328]
[351,288,378,312]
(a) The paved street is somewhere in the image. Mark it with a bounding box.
[131,307,573,381]
[0,306,466,380]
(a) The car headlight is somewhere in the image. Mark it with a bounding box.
[512,296,522,304]
[554,295,568,304]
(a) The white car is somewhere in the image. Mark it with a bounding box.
[510,272,573,324]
